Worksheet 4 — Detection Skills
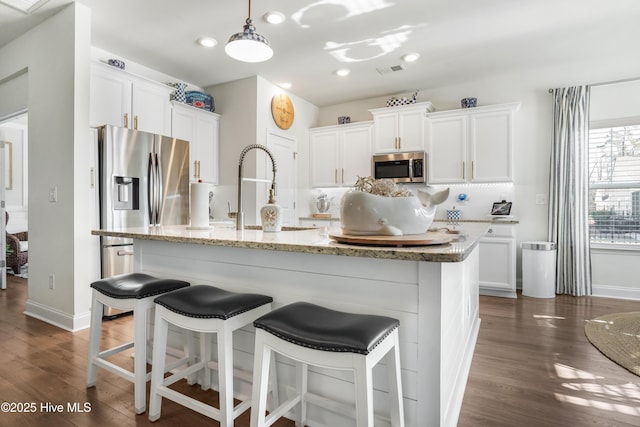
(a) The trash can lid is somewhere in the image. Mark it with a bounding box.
[521,241,556,250]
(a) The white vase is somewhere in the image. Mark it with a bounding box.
[260,191,282,232]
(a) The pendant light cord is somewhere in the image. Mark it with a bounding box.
[248,0,251,18]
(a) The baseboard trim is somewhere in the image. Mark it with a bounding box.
[591,284,640,300]
[24,299,91,332]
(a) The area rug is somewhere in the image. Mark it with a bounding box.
[585,312,640,377]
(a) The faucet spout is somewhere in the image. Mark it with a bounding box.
[237,144,277,230]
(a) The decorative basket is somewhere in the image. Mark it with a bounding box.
[386,90,418,107]
[185,91,215,112]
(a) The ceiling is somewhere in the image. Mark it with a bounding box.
[1,0,638,106]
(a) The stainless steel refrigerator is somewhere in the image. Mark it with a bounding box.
[96,125,189,316]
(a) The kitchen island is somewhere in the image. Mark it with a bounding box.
[92,222,487,427]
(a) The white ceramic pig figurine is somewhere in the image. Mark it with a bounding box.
[340,187,450,236]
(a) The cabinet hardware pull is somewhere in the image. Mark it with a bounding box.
[462,161,466,179]
[124,113,129,128]
[342,168,344,184]
[335,168,338,184]
[398,136,401,150]
[116,250,134,256]
[472,161,475,179]
[134,115,139,130]
[197,160,201,179]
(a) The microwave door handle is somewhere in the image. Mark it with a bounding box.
[408,159,414,181]
[155,152,163,225]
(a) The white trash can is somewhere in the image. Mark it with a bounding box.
[521,241,557,298]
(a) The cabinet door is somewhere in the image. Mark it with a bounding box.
[426,116,467,184]
[195,112,219,184]
[479,237,516,293]
[469,110,513,182]
[131,79,172,135]
[372,112,399,153]
[340,125,372,186]
[90,64,132,128]
[310,130,340,187]
[171,106,198,180]
[397,108,425,152]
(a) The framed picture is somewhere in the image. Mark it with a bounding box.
[491,201,512,215]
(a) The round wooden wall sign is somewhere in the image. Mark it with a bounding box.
[271,94,294,130]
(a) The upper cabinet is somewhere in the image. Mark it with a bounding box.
[90,62,172,135]
[310,121,372,187]
[369,102,435,153]
[171,101,220,184]
[426,102,521,184]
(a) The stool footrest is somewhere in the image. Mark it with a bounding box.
[265,394,301,427]
[98,341,134,359]
[156,385,221,419]
[162,362,205,388]
[93,357,136,383]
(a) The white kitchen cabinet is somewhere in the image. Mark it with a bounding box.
[171,101,220,184]
[369,102,434,154]
[479,223,517,298]
[90,61,172,135]
[426,102,520,184]
[309,121,372,187]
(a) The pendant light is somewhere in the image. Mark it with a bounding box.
[225,0,273,63]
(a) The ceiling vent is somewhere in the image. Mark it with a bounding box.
[376,64,406,75]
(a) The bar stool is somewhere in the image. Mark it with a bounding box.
[250,302,405,427]
[86,272,190,414]
[148,285,274,427]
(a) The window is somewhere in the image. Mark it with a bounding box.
[588,124,640,245]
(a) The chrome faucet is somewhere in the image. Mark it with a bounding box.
[237,144,277,230]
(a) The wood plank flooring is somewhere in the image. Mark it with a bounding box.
[0,274,638,426]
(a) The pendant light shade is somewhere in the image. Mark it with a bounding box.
[225,0,273,63]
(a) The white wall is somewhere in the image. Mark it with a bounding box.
[316,67,640,298]
[0,3,95,330]
[206,76,319,223]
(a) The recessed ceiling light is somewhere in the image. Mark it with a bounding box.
[401,52,420,62]
[263,11,285,24]
[197,37,218,48]
[335,69,350,77]
[280,82,292,89]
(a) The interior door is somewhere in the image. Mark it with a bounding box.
[265,130,297,226]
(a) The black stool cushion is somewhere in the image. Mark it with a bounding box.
[254,302,399,355]
[90,273,190,299]
[154,285,273,320]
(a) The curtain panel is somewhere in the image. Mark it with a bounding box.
[548,86,592,296]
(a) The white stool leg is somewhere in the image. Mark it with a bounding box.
[295,362,308,427]
[268,354,280,410]
[181,329,197,386]
[201,332,212,390]
[218,326,234,427]
[86,293,103,388]
[354,358,374,427]
[250,330,272,427]
[133,302,149,414]
[386,332,405,427]
[148,308,169,422]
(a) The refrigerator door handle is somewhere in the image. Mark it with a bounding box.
[148,152,156,225]
[155,152,163,225]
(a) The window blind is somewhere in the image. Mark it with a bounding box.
[588,125,640,244]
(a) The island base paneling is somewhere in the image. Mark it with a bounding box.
[132,238,480,427]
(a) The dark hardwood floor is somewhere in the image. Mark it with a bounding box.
[0,274,638,426]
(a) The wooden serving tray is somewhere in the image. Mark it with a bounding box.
[328,231,454,247]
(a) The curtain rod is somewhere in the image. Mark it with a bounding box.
[548,76,640,93]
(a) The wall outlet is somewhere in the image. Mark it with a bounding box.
[49,274,55,290]
[535,194,548,205]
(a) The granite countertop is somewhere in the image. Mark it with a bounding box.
[92,222,489,263]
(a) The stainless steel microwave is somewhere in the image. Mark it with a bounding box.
[372,151,426,183]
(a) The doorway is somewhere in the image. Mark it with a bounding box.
[265,129,297,225]
[0,112,28,284]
